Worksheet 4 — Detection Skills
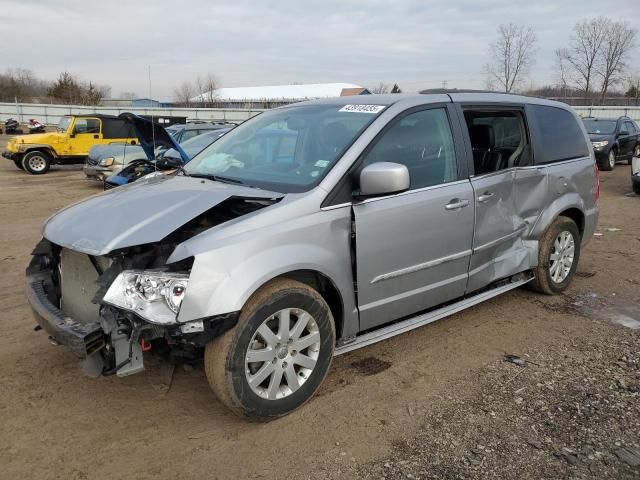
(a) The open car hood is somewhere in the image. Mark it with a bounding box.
[43,175,282,256]
[118,113,190,163]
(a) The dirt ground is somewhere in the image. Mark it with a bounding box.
[0,138,638,480]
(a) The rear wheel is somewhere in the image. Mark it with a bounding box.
[22,150,51,175]
[205,278,335,419]
[630,145,640,165]
[530,217,581,295]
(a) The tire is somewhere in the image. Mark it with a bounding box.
[21,150,51,175]
[633,180,640,195]
[630,145,640,165]
[205,278,336,419]
[13,159,24,170]
[600,149,616,171]
[530,217,581,295]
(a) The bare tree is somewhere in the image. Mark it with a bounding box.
[173,81,196,106]
[197,73,219,106]
[371,82,390,94]
[564,17,609,101]
[627,72,640,105]
[485,23,537,93]
[597,21,637,101]
[554,48,571,99]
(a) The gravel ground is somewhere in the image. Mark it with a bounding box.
[359,321,640,479]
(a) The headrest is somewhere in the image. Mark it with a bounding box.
[470,124,495,149]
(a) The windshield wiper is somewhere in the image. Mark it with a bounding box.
[188,173,246,185]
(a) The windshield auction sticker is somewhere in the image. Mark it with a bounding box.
[339,104,386,113]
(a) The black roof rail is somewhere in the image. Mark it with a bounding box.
[419,88,500,94]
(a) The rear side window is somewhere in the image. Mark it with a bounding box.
[529,105,589,164]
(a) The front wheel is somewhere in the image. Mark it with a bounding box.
[22,150,51,175]
[205,278,335,419]
[530,217,581,295]
[601,149,616,171]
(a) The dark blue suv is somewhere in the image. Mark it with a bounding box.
[583,116,640,171]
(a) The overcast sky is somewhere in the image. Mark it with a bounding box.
[2,0,638,100]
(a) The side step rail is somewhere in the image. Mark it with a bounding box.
[334,275,533,356]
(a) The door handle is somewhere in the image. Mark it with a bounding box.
[445,199,470,211]
[477,192,494,203]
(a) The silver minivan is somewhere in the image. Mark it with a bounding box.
[26,93,599,419]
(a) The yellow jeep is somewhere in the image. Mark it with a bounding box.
[3,114,137,174]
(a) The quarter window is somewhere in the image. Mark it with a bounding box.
[362,108,458,189]
[529,105,589,164]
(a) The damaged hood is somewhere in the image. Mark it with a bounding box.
[118,113,189,163]
[43,175,282,255]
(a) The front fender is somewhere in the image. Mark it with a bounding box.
[173,206,358,335]
[23,144,58,158]
[178,243,351,321]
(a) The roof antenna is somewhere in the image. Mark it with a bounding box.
[148,65,157,172]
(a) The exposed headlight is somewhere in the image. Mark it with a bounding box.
[103,271,189,324]
[592,141,608,149]
[99,157,115,167]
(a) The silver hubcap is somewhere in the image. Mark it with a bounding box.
[609,151,615,168]
[245,308,321,400]
[549,231,575,283]
[28,155,47,171]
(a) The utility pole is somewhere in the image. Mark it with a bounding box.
[441,80,448,89]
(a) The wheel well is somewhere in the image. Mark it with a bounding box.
[559,208,585,237]
[277,269,344,340]
[24,147,55,158]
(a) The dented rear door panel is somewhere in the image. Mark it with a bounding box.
[467,166,548,292]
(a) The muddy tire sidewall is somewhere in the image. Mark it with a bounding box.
[531,217,581,295]
[204,278,335,420]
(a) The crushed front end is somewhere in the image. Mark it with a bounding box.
[26,237,237,377]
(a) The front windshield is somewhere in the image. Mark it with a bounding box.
[583,119,616,135]
[184,104,385,193]
[57,116,72,132]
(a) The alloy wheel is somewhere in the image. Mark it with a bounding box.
[608,150,616,169]
[28,155,47,172]
[549,231,575,283]
[245,308,321,400]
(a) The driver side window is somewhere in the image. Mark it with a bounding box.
[74,118,100,134]
[362,108,458,190]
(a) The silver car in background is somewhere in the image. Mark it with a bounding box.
[84,122,235,181]
[26,93,598,419]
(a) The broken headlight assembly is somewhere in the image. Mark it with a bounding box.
[103,271,189,325]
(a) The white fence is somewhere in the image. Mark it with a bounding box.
[573,106,640,121]
[1,102,639,126]
[0,102,265,125]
